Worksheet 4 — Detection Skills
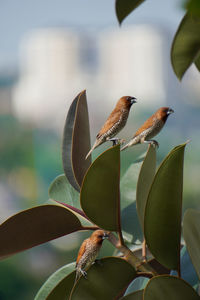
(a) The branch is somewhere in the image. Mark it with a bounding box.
[82,226,100,230]
[108,232,157,276]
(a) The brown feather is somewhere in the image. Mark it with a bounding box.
[85,96,136,159]
[97,97,132,138]
[133,107,169,138]
[97,109,125,138]
[75,230,106,282]
[121,107,173,151]
[134,114,157,137]
[76,239,87,266]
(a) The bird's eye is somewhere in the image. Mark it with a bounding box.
[98,235,103,238]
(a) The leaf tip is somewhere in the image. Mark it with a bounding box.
[185,139,191,145]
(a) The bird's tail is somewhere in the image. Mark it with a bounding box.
[75,271,80,283]
[120,138,138,151]
[85,139,102,160]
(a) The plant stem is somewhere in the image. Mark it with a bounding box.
[108,232,157,276]
[142,239,147,262]
[118,229,125,246]
[82,226,100,230]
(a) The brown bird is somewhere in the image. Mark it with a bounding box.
[121,107,174,151]
[85,96,137,159]
[75,230,108,282]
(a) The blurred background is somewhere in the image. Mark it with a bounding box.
[0,0,200,298]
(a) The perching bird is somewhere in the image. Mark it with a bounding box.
[121,107,174,151]
[85,96,137,159]
[75,230,108,282]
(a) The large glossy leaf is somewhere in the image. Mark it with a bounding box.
[121,159,144,210]
[124,277,149,295]
[183,209,200,280]
[71,257,136,300]
[195,54,200,71]
[48,175,93,227]
[62,90,91,191]
[171,245,199,287]
[80,145,120,231]
[115,0,145,24]
[49,174,80,208]
[0,205,83,259]
[144,143,187,270]
[121,203,143,243]
[46,272,75,300]
[171,13,200,80]
[120,160,144,242]
[136,145,156,229]
[35,263,75,300]
[144,275,200,300]
[49,200,93,228]
[121,290,143,299]
[184,0,200,16]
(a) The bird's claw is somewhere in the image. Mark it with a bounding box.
[109,138,124,146]
[80,269,87,279]
[150,140,159,148]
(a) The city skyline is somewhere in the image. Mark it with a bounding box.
[0,0,184,70]
[12,24,172,132]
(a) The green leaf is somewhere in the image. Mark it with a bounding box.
[171,245,199,287]
[35,263,75,300]
[184,0,200,17]
[62,90,91,191]
[195,53,200,71]
[124,277,149,295]
[121,290,143,299]
[71,257,136,300]
[171,13,200,80]
[49,200,93,228]
[120,160,144,242]
[183,209,200,281]
[136,145,156,229]
[121,159,144,210]
[80,145,120,231]
[49,174,80,208]
[121,203,143,243]
[144,143,187,270]
[48,174,93,227]
[115,0,145,25]
[0,205,83,259]
[143,275,200,300]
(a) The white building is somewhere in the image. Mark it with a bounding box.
[13,25,170,132]
[97,25,167,108]
[12,28,85,130]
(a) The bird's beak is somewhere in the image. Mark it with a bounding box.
[168,108,174,114]
[102,233,109,240]
[131,97,137,104]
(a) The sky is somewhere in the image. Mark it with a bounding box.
[0,0,185,70]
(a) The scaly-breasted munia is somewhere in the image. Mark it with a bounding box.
[121,107,174,151]
[75,230,108,282]
[85,96,137,159]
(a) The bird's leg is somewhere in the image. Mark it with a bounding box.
[108,137,119,146]
[144,140,159,148]
[108,137,125,146]
[80,269,87,279]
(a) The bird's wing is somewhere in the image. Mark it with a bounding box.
[97,109,122,139]
[133,116,157,138]
[76,240,87,266]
